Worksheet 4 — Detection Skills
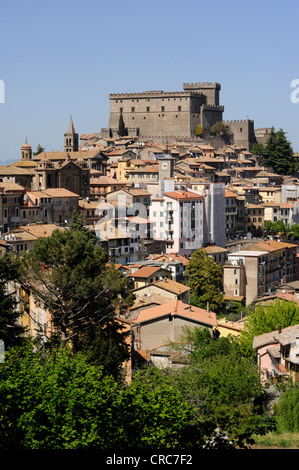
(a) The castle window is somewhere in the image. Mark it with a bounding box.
[178,106,182,111]
[161,106,165,112]
[240,128,243,133]
[120,107,123,113]
[146,107,150,112]
[131,107,135,112]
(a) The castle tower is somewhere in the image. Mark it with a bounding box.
[64,115,78,152]
[21,139,32,160]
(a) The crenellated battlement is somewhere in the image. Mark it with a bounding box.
[109,90,195,99]
[203,104,225,110]
[224,119,249,123]
[183,82,221,89]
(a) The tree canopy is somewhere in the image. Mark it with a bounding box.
[186,248,224,314]
[209,121,227,136]
[239,299,299,359]
[195,124,203,137]
[19,211,134,346]
[0,254,26,347]
[33,144,45,156]
[261,127,295,175]
[117,112,127,137]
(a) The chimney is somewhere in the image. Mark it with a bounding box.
[207,302,210,312]
[278,325,282,334]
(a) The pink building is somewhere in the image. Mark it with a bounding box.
[252,324,299,383]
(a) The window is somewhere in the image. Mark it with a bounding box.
[235,279,238,285]
[161,106,165,112]
[131,107,135,112]
[146,107,150,112]
[178,106,182,111]
[160,212,163,217]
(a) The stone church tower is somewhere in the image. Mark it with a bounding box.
[21,139,32,160]
[64,115,78,152]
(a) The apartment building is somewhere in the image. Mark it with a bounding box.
[262,202,291,225]
[245,204,265,235]
[149,190,204,256]
[0,183,24,233]
[223,240,298,305]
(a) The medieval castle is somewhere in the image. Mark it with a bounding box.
[101,81,257,150]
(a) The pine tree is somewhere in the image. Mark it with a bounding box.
[20,212,134,345]
[118,113,127,137]
[0,254,26,347]
[262,127,295,175]
[33,144,45,156]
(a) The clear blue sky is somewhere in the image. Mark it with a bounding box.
[0,0,298,163]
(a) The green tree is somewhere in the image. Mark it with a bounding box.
[186,248,224,314]
[262,127,295,175]
[74,319,130,382]
[291,224,299,239]
[0,343,212,449]
[19,211,134,347]
[275,384,299,432]
[239,299,299,359]
[209,121,227,136]
[0,344,122,449]
[33,144,45,156]
[117,112,127,137]
[0,254,26,347]
[195,124,203,137]
[170,327,275,448]
[250,141,265,157]
[119,366,211,449]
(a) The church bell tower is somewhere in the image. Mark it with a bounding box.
[64,115,78,152]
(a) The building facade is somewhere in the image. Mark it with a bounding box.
[104,82,224,141]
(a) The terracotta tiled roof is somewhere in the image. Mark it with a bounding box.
[152,278,190,294]
[0,182,25,191]
[134,299,217,326]
[164,190,203,200]
[205,245,228,254]
[128,266,163,278]
[43,188,80,198]
[17,224,64,238]
[245,240,297,252]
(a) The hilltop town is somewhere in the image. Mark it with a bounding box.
[1,82,299,449]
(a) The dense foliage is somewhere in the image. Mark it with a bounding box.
[209,121,227,136]
[19,211,134,346]
[186,248,224,314]
[118,112,127,137]
[239,299,299,359]
[261,127,295,175]
[275,384,299,432]
[0,344,209,449]
[0,254,26,347]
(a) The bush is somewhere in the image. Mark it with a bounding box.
[275,385,299,432]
